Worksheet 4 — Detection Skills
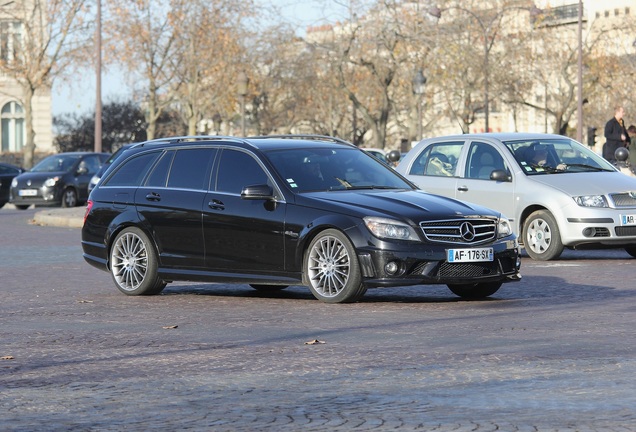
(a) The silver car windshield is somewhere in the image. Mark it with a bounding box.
[503,138,616,175]
[265,147,413,192]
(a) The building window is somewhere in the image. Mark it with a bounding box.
[1,101,25,152]
[0,21,22,63]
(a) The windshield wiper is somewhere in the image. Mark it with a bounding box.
[563,163,612,172]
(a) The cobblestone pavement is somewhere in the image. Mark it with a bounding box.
[1,207,635,431]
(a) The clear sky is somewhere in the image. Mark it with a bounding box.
[51,0,350,118]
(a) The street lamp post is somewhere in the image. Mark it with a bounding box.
[412,70,427,140]
[576,0,583,142]
[237,71,249,136]
[95,0,102,153]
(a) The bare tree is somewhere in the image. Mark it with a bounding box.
[0,0,90,168]
[104,0,179,140]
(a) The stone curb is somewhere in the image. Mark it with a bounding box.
[31,207,86,228]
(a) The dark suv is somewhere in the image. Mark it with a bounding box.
[10,152,109,209]
[82,135,520,303]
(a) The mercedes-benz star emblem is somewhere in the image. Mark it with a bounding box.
[459,222,476,242]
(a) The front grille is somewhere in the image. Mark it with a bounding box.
[438,262,497,278]
[615,226,636,237]
[610,193,636,208]
[419,218,496,244]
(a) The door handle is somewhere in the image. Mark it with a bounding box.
[457,186,468,192]
[208,199,225,210]
[145,192,161,201]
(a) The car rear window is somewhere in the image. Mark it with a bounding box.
[103,152,161,187]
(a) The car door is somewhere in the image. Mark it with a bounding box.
[203,148,286,274]
[135,148,217,269]
[455,141,517,222]
[403,140,464,198]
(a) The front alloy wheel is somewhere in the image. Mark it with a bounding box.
[110,227,166,295]
[523,210,563,261]
[62,188,78,208]
[305,229,366,303]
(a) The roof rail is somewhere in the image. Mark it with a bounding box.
[137,135,245,146]
[248,134,355,146]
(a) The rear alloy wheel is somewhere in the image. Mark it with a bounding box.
[523,210,563,261]
[447,281,502,299]
[110,227,166,295]
[305,229,366,303]
[62,188,78,208]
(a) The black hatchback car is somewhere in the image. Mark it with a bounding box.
[10,152,109,209]
[82,135,520,303]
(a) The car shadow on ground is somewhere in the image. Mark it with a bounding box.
[157,273,634,307]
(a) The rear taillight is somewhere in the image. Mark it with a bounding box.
[83,200,93,225]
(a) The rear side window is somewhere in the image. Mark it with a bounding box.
[216,149,269,194]
[167,148,217,190]
[103,152,161,187]
[409,142,463,176]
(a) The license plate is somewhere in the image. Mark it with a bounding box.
[18,189,38,197]
[621,214,636,226]
[447,247,493,263]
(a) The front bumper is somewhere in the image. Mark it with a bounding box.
[559,204,636,248]
[10,186,62,206]
[357,238,521,288]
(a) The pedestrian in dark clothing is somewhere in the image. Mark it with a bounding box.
[628,125,636,174]
[603,106,628,163]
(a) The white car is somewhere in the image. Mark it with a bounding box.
[396,132,636,260]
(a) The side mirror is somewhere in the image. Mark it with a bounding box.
[241,184,274,200]
[77,166,88,175]
[490,169,512,182]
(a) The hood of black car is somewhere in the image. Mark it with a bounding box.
[302,189,500,222]
[15,171,67,185]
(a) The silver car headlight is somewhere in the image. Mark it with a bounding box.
[573,195,608,208]
[11,178,18,188]
[364,216,420,241]
[44,176,60,187]
[497,217,513,238]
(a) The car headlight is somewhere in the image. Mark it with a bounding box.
[44,176,60,187]
[364,216,420,241]
[497,217,513,238]
[573,195,608,208]
[11,178,18,188]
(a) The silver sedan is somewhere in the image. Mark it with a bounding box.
[397,132,636,260]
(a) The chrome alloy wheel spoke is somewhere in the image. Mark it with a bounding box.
[112,233,148,291]
[309,235,350,297]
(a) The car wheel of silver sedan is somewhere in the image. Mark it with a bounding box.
[305,229,366,303]
[625,247,636,258]
[447,281,502,299]
[110,227,166,296]
[523,210,564,261]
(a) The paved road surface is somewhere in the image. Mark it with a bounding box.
[1,206,635,431]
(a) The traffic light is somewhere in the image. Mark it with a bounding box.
[587,127,597,147]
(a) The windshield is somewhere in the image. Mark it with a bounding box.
[31,154,81,173]
[504,138,616,175]
[265,147,414,192]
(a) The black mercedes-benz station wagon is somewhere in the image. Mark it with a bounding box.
[81,135,521,303]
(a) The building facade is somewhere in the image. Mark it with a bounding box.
[0,2,53,162]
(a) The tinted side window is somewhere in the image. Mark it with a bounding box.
[410,142,463,176]
[216,149,269,194]
[80,155,102,175]
[145,151,175,187]
[167,148,216,190]
[103,152,161,187]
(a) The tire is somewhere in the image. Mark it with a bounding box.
[625,247,636,258]
[110,227,166,296]
[304,229,366,303]
[15,205,30,210]
[249,284,288,292]
[523,210,563,261]
[447,281,502,299]
[62,188,78,208]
